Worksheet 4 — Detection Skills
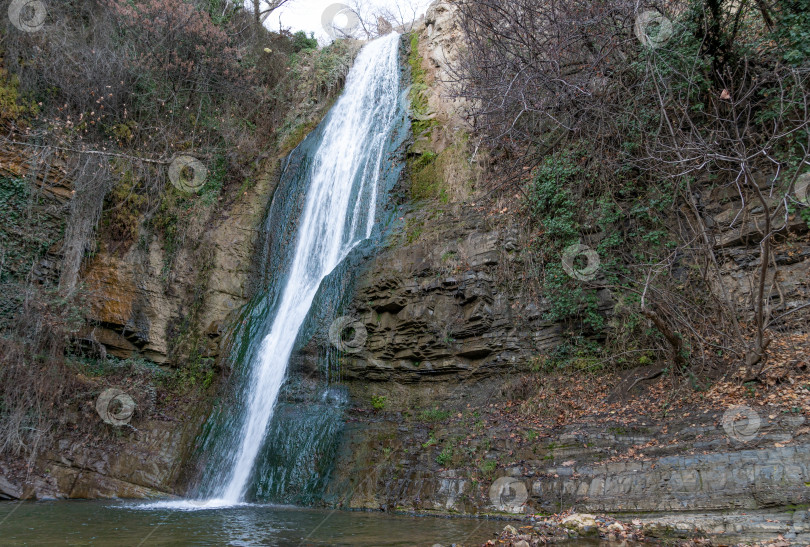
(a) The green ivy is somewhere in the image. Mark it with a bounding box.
[0,177,63,283]
[291,31,318,52]
[770,0,810,66]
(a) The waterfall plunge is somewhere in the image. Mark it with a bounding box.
[207,33,403,505]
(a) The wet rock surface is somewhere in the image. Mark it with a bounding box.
[0,146,282,501]
[332,206,556,385]
[14,404,208,501]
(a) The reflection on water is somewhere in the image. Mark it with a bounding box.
[0,501,506,546]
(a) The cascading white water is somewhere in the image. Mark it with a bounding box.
[206,33,402,504]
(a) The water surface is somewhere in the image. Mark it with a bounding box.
[0,501,507,546]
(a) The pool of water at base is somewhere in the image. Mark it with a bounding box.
[0,500,527,546]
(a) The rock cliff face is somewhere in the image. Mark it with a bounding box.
[319,193,810,516]
[0,142,283,500]
[340,207,559,383]
[307,2,810,543]
[0,170,279,501]
[0,35,351,497]
[80,168,276,365]
[705,178,810,325]
[20,415,204,500]
[314,195,809,540]
[420,1,465,131]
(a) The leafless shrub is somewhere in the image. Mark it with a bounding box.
[0,282,85,459]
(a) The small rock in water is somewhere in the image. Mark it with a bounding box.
[503,524,518,535]
[513,541,530,547]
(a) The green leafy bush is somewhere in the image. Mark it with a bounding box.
[420,407,451,422]
[371,395,387,410]
[291,31,318,52]
[436,446,453,465]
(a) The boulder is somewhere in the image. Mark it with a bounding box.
[0,475,22,500]
[561,513,599,536]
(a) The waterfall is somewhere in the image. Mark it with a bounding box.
[192,32,404,506]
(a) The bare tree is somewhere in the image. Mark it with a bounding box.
[251,0,295,27]
[374,0,425,33]
[344,0,426,39]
